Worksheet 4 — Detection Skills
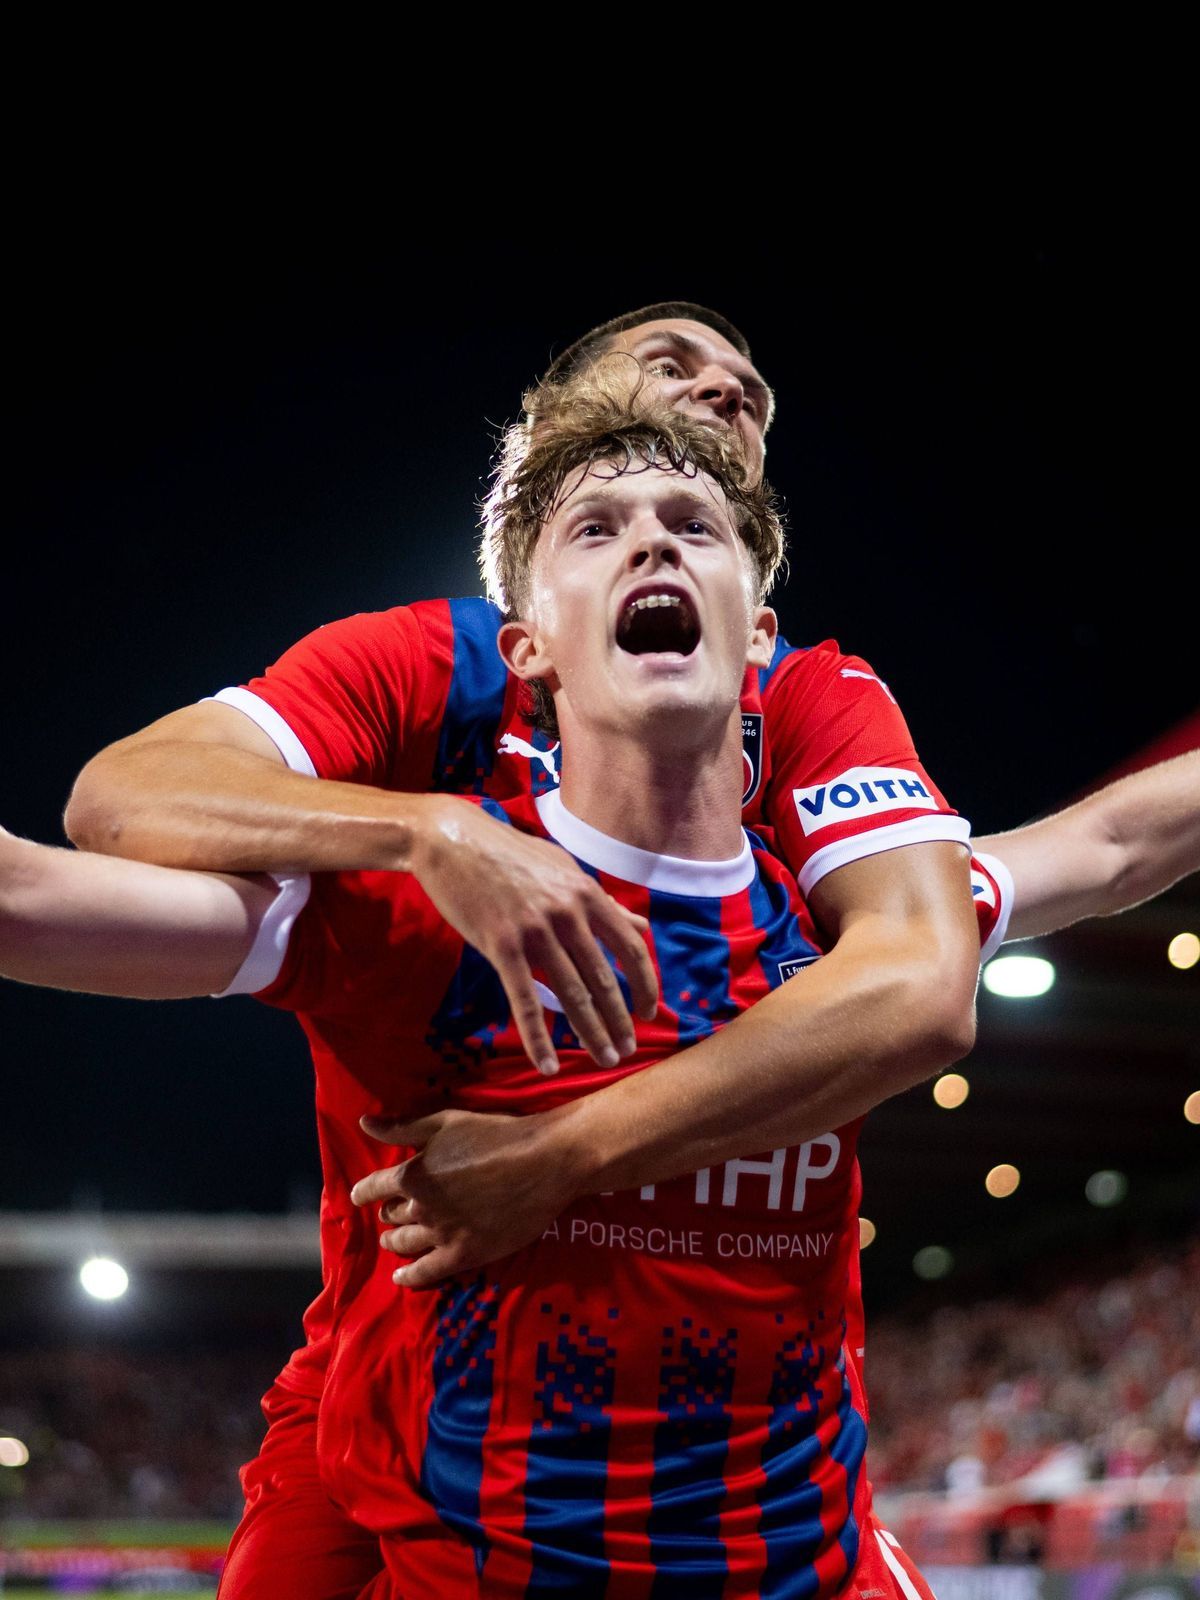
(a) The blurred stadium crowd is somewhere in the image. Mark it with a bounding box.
[0,1347,267,1521]
[3,1234,1198,1522]
[870,1234,1200,1494]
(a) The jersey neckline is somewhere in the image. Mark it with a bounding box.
[535,790,755,898]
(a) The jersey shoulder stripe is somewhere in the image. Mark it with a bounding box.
[434,598,510,794]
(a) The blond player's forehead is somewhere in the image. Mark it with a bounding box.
[548,462,733,529]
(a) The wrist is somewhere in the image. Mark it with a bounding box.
[534,1097,616,1204]
[402,792,471,878]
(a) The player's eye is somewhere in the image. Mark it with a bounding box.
[682,519,714,537]
[577,521,611,539]
[646,358,682,379]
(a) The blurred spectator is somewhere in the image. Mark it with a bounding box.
[0,1347,275,1520]
[868,1235,1200,1492]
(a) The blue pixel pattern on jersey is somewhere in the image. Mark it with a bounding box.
[648,1319,738,1597]
[420,1275,502,1574]
[525,1305,619,1597]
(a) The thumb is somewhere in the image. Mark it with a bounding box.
[360,1111,447,1148]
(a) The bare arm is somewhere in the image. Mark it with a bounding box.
[0,827,275,998]
[66,703,657,1071]
[354,841,979,1286]
[978,750,1200,941]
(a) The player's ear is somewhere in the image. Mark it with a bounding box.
[497,618,557,687]
[747,606,777,670]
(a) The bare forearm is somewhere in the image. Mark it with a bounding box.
[0,831,271,997]
[979,749,1200,939]
[67,739,439,876]
[551,932,976,1198]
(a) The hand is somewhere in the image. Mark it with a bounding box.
[351,1107,582,1288]
[411,797,657,1076]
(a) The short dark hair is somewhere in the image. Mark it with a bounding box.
[541,302,753,389]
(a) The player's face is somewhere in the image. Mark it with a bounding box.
[506,464,775,748]
[605,320,772,483]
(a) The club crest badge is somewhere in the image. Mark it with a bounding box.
[741,713,763,804]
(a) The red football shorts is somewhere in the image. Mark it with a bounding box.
[218,1379,383,1600]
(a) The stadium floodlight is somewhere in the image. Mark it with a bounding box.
[0,1435,30,1468]
[1168,932,1199,970]
[859,1217,877,1249]
[80,1256,129,1300]
[985,1163,1021,1198]
[932,1073,970,1109]
[1085,1170,1128,1207]
[913,1245,953,1280]
[1186,1092,1200,1126]
[982,954,1056,998]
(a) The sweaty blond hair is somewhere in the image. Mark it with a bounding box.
[478,356,785,619]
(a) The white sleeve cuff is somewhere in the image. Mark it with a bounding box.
[212,872,312,998]
[975,851,1016,963]
[206,688,319,778]
[797,815,973,897]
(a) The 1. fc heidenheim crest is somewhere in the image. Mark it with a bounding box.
[741,713,763,803]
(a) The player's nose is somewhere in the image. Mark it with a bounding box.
[689,362,744,422]
[626,524,683,574]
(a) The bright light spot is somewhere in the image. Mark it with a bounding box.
[80,1257,129,1300]
[933,1073,970,1109]
[859,1217,877,1249]
[913,1245,954,1280]
[1168,932,1200,970]
[1086,1169,1128,1207]
[0,1436,29,1468]
[982,955,1056,998]
[986,1163,1021,1198]
[1185,1092,1200,1126]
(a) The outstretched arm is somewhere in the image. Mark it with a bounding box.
[66,702,656,1072]
[978,750,1200,941]
[354,840,979,1286]
[0,827,275,998]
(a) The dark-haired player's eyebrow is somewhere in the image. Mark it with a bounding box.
[632,329,775,424]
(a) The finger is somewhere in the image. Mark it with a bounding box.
[350,1160,414,1208]
[494,957,559,1076]
[393,1246,465,1290]
[537,938,622,1069]
[592,904,659,1021]
[554,915,640,1060]
[379,1224,439,1257]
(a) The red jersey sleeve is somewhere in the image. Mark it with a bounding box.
[760,640,971,897]
[208,601,454,789]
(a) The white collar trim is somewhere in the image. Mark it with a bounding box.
[535,790,755,898]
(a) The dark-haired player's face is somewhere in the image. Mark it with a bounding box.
[508,465,775,753]
[605,320,772,484]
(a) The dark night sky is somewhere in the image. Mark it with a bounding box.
[2,226,1195,1216]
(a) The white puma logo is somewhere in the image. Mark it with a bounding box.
[840,668,897,705]
[497,732,561,783]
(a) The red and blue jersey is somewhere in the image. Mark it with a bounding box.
[235,790,875,1596]
[211,598,1004,1408]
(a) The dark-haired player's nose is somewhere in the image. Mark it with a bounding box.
[690,364,744,423]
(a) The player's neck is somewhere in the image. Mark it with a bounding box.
[557,711,745,862]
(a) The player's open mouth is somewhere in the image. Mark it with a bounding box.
[616,591,700,657]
